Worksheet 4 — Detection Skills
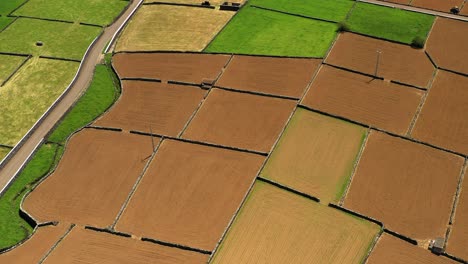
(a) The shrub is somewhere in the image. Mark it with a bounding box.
[411,36,425,49]
[337,21,350,32]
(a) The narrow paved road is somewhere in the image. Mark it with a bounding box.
[359,0,468,21]
[0,0,141,195]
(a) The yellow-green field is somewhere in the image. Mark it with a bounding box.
[115,5,233,52]
[0,54,26,85]
[0,146,11,161]
[0,57,78,146]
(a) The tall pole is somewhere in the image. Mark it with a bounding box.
[375,50,382,78]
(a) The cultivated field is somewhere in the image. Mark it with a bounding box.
[23,129,155,227]
[112,52,230,84]
[0,54,25,84]
[212,182,380,263]
[215,55,320,98]
[115,139,264,251]
[182,88,296,152]
[426,18,468,75]
[43,227,209,264]
[344,131,463,241]
[260,108,366,204]
[95,81,205,136]
[0,18,101,60]
[0,223,69,263]
[411,0,463,13]
[0,0,26,15]
[144,0,246,5]
[12,0,128,25]
[115,5,233,52]
[462,5,468,15]
[412,70,468,155]
[346,2,434,44]
[0,17,14,31]
[0,58,78,146]
[301,66,423,135]
[249,0,354,22]
[326,32,435,88]
[367,234,457,264]
[447,166,468,260]
[205,6,338,57]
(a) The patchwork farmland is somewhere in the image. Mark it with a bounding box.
[1,0,468,263]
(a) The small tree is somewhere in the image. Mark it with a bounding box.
[336,21,350,32]
[411,36,425,49]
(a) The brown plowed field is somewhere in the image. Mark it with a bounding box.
[427,18,468,75]
[301,66,423,135]
[115,140,264,251]
[367,234,457,264]
[0,223,69,263]
[412,71,468,155]
[325,33,434,88]
[183,89,296,152]
[23,129,156,227]
[144,0,246,5]
[112,52,230,84]
[462,5,468,15]
[411,0,463,12]
[215,56,320,98]
[384,0,410,4]
[345,131,463,241]
[94,81,205,136]
[43,227,208,264]
[447,166,468,260]
[260,108,367,204]
[211,181,380,263]
[115,5,233,52]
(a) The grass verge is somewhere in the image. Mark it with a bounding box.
[0,18,101,60]
[205,6,338,57]
[0,143,62,249]
[249,0,354,22]
[0,60,119,249]
[0,54,26,84]
[48,64,120,144]
[12,0,128,26]
[346,2,435,44]
[0,58,79,146]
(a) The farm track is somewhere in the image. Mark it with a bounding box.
[0,0,141,195]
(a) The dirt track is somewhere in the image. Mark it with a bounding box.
[0,0,142,195]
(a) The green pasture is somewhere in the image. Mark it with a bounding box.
[0,54,26,84]
[0,16,14,31]
[0,0,27,15]
[0,18,101,60]
[347,2,435,44]
[12,0,128,26]
[205,6,338,57]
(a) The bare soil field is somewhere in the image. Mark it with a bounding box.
[115,139,264,251]
[113,52,230,84]
[43,227,208,264]
[411,0,463,12]
[115,5,233,52]
[260,108,367,204]
[182,89,296,152]
[412,71,468,155]
[367,233,457,264]
[216,56,320,98]
[212,181,380,263]
[384,0,410,4]
[0,223,69,263]
[94,81,205,136]
[325,33,434,88]
[345,131,463,241]
[23,129,155,227]
[462,5,468,15]
[447,166,468,260]
[426,18,468,75]
[301,66,423,135]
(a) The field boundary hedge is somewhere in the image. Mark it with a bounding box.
[144,2,216,9]
[0,54,31,87]
[250,5,338,24]
[257,176,320,202]
[141,236,212,255]
[0,17,17,33]
[38,55,81,63]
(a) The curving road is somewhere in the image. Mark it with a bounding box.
[0,0,141,195]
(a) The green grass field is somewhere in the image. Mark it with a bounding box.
[346,3,435,44]
[249,0,354,22]
[0,143,62,249]
[49,64,119,144]
[0,54,26,84]
[0,58,78,146]
[0,16,15,31]
[0,0,27,15]
[0,18,101,60]
[205,6,338,57]
[12,0,128,26]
